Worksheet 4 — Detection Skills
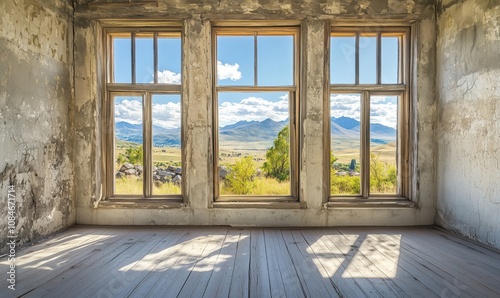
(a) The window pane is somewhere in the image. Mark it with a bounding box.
[359,35,377,84]
[114,96,143,195]
[217,36,254,86]
[381,35,399,84]
[152,94,181,195]
[330,94,361,196]
[218,92,290,196]
[135,34,154,83]
[257,35,293,86]
[331,35,356,84]
[158,36,181,84]
[113,36,131,83]
[370,95,398,194]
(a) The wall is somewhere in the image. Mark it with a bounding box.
[73,0,437,227]
[0,0,75,254]
[436,0,500,249]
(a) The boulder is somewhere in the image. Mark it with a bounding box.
[119,163,134,172]
[167,166,176,172]
[219,166,228,179]
[124,169,137,175]
[115,172,124,179]
[153,175,161,181]
[158,171,175,178]
[134,165,143,172]
[174,167,182,174]
[172,175,182,185]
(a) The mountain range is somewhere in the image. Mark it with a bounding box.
[115,116,396,147]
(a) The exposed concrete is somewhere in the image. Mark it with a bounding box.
[0,0,75,254]
[436,0,500,249]
[74,0,438,227]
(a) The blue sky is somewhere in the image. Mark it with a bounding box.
[113,34,399,129]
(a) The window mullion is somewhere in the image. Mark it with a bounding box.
[154,33,158,84]
[361,90,370,198]
[376,32,382,85]
[143,92,153,197]
[355,33,359,84]
[131,32,136,84]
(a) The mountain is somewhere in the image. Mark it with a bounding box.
[219,118,287,142]
[115,121,181,146]
[115,117,396,147]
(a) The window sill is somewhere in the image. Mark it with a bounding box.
[326,198,415,208]
[99,198,185,209]
[212,201,306,209]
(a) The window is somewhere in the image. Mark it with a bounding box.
[104,29,183,198]
[213,27,299,200]
[329,27,410,199]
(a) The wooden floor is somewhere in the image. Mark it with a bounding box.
[1,226,499,298]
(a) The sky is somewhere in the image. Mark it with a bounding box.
[113,34,399,130]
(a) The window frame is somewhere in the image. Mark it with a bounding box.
[212,26,301,202]
[103,27,184,200]
[328,26,411,200]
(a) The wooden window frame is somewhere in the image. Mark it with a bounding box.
[103,27,184,200]
[212,27,300,202]
[328,26,411,200]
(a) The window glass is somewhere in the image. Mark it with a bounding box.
[257,35,294,86]
[135,34,154,83]
[113,36,132,83]
[218,92,291,196]
[152,94,182,195]
[381,35,399,84]
[158,36,182,84]
[114,96,143,195]
[330,94,361,195]
[359,35,377,84]
[331,35,356,84]
[370,95,398,194]
[217,36,254,86]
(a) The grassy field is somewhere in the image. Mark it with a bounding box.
[115,176,181,195]
[220,177,290,196]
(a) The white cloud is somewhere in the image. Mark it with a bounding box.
[217,61,242,81]
[152,102,181,129]
[157,70,181,84]
[330,94,398,128]
[115,99,142,124]
[219,96,288,127]
[115,99,181,129]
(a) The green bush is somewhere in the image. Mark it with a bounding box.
[225,156,256,194]
[331,172,361,195]
[117,145,143,165]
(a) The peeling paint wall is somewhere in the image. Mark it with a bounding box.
[0,0,75,254]
[436,0,500,249]
[74,0,437,227]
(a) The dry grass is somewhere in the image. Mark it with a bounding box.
[220,177,290,196]
[115,177,181,195]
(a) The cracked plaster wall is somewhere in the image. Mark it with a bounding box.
[436,0,500,248]
[0,0,75,254]
[74,0,438,227]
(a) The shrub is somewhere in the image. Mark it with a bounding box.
[263,126,290,182]
[225,156,256,194]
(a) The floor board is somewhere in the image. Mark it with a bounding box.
[1,226,499,298]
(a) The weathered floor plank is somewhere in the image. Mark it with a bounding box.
[0,226,499,298]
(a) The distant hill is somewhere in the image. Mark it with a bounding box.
[115,117,396,148]
[115,121,181,146]
[220,118,288,142]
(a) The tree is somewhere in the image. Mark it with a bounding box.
[225,156,256,194]
[349,159,356,171]
[117,145,143,165]
[263,125,290,182]
[330,150,338,169]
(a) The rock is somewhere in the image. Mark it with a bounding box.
[172,175,182,185]
[115,172,123,179]
[153,175,161,181]
[134,165,143,172]
[158,171,175,178]
[174,167,182,174]
[336,171,347,176]
[219,166,228,179]
[167,166,176,172]
[124,169,137,175]
[152,166,158,172]
[160,176,171,183]
[119,163,134,172]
